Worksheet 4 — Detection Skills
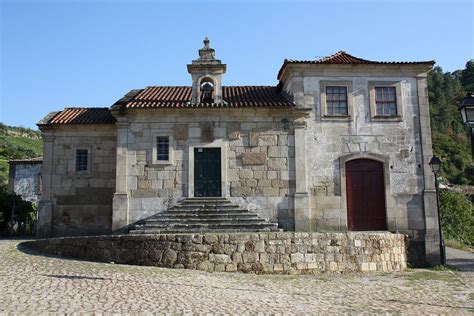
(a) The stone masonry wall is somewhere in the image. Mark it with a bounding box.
[23,232,406,274]
[287,76,426,235]
[125,109,301,230]
[9,163,42,203]
[49,125,117,236]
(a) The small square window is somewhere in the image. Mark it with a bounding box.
[375,87,397,116]
[320,81,353,121]
[76,149,88,172]
[326,86,348,115]
[156,136,170,161]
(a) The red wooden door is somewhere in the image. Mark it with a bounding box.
[346,159,387,231]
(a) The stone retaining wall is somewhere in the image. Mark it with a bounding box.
[23,232,407,274]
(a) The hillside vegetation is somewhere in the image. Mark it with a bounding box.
[429,60,474,185]
[0,123,42,184]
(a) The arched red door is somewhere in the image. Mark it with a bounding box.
[346,159,387,231]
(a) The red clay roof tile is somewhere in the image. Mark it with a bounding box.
[39,108,115,126]
[122,86,294,108]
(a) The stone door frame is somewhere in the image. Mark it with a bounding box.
[188,139,228,198]
[339,152,395,231]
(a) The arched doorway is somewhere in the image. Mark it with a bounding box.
[346,159,387,231]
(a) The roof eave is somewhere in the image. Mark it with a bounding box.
[37,111,61,129]
[277,60,436,80]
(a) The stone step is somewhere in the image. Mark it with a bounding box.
[130,223,279,234]
[129,226,278,234]
[182,198,230,202]
[133,222,277,228]
[140,214,260,221]
[166,208,251,214]
[171,204,240,209]
[128,197,279,234]
[136,218,268,225]
[184,197,228,201]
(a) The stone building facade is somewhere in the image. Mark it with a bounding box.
[37,39,441,265]
[8,158,43,203]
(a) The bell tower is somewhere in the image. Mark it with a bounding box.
[187,37,227,104]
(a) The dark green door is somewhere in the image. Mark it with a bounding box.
[194,148,221,197]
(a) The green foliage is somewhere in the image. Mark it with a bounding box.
[439,189,474,246]
[0,123,43,185]
[432,132,473,184]
[0,123,41,139]
[0,186,37,236]
[461,60,474,92]
[428,61,474,185]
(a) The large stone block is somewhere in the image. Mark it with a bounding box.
[174,124,188,140]
[239,168,253,179]
[200,122,213,142]
[242,153,267,165]
[259,135,278,146]
[231,186,253,197]
[268,146,289,158]
[268,158,287,171]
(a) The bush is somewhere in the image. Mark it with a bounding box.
[0,186,37,236]
[439,189,474,246]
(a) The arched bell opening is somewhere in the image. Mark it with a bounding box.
[200,78,215,103]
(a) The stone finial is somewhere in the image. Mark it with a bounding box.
[196,37,216,61]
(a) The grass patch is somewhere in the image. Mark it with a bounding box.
[432,264,458,272]
[0,135,43,155]
[404,270,459,283]
[445,239,474,253]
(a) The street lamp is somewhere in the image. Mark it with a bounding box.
[459,92,474,157]
[428,155,445,265]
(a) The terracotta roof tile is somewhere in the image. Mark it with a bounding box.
[39,108,115,126]
[278,51,435,79]
[122,86,294,108]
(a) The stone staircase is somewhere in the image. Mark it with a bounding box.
[129,197,280,234]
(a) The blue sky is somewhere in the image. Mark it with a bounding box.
[1,0,473,129]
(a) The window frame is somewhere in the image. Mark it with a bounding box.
[320,81,353,121]
[152,133,174,165]
[72,147,91,175]
[369,81,403,122]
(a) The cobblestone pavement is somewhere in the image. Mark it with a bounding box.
[447,246,474,273]
[0,239,472,314]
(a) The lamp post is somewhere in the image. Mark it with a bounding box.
[429,155,445,265]
[459,92,474,158]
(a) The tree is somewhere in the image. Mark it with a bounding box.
[428,63,473,185]
[461,60,474,92]
[0,186,37,236]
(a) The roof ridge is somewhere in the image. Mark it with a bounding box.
[62,107,110,110]
[142,85,277,88]
[145,85,191,88]
[316,51,376,63]
[223,85,277,88]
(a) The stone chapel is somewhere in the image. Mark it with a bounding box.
[37,38,441,265]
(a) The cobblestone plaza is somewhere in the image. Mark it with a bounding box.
[1,239,472,314]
